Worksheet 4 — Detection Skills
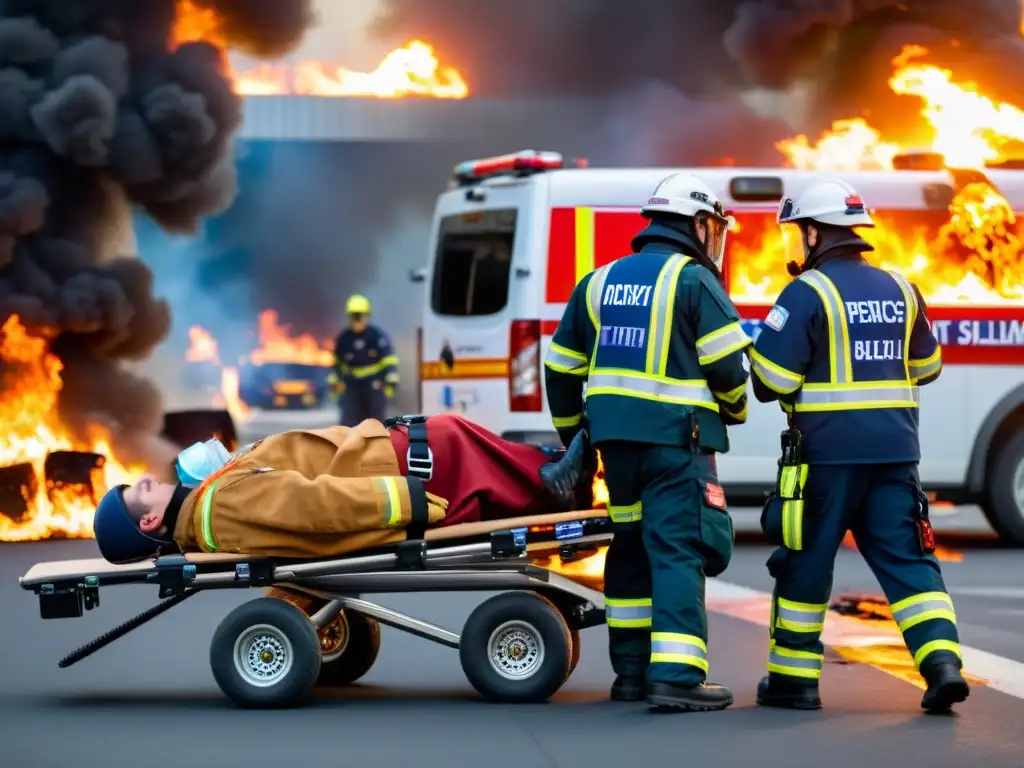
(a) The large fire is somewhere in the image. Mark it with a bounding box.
[185,310,335,423]
[0,317,145,541]
[172,1,467,99]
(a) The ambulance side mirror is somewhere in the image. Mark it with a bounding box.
[409,268,427,283]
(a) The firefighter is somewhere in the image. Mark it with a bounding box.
[749,178,968,713]
[332,295,400,425]
[544,173,752,712]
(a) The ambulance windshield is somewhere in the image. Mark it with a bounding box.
[431,209,517,317]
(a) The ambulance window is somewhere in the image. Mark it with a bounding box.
[431,209,516,316]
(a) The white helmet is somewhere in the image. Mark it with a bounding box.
[641,173,734,269]
[777,178,875,228]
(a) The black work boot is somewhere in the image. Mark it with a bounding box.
[539,429,589,507]
[646,681,734,712]
[756,674,822,710]
[610,675,647,702]
[920,655,970,713]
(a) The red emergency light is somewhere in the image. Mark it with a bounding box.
[454,150,564,185]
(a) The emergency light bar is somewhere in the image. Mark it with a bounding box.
[729,176,784,202]
[453,150,564,186]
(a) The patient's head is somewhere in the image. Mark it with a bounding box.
[93,475,178,564]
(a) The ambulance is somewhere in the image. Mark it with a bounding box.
[410,150,1024,544]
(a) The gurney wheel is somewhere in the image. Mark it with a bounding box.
[210,598,322,709]
[317,612,382,687]
[460,591,572,703]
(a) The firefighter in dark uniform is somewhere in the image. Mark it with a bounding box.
[544,173,751,712]
[332,295,400,426]
[750,178,969,713]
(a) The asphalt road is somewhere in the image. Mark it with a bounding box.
[3,407,1022,766]
[4,528,1024,768]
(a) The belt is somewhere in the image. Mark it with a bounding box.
[383,414,433,481]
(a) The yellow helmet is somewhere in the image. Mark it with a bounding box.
[346,295,371,315]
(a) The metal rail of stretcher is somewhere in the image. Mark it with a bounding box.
[19,509,612,667]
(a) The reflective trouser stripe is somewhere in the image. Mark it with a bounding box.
[651,632,709,673]
[545,342,589,376]
[587,370,718,410]
[908,348,942,381]
[798,270,852,384]
[608,501,642,523]
[890,592,957,633]
[606,597,652,628]
[775,598,827,633]
[914,639,962,668]
[795,382,920,411]
[552,413,583,428]
[750,349,803,394]
[373,476,403,527]
[697,321,752,366]
[767,644,824,680]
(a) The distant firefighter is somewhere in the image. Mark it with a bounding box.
[331,295,399,425]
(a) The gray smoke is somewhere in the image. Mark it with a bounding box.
[0,0,313,462]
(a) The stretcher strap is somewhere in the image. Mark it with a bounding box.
[406,419,433,481]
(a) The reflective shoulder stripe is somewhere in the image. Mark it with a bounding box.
[888,271,918,379]
[586,264,611,331]
[797,270,851,384]
[373,477,403,527]
[645,254,690,376]
[199,478,223,552]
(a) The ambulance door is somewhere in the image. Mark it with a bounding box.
[419,182,535,434]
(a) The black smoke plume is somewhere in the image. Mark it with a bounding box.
[0,0,312,463]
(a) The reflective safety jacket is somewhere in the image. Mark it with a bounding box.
[544,242,752,451]
[334,324,400,389]
[750,253,942,464]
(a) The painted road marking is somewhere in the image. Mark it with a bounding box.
[708,579,1024,700]
[948,587,1024,599]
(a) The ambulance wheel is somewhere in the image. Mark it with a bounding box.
[317,611,382,686]
[460,592,573,703]
[568,629,581,678]
[210,598,322,709]
[984,429,1024,546]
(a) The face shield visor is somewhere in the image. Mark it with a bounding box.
[697,198,734,271]
[776,197,808,268]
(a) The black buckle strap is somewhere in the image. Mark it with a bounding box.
[384,414,432,481]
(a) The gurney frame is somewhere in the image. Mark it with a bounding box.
[20,513,611,709]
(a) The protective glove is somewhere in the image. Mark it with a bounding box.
[538,428,591,508]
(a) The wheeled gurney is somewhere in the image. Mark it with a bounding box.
[19,509,611,709]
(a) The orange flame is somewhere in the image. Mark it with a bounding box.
[728,182,1024,305]
[535,546,608,592]
[779,46,1024,171]
[171,2,467,99]
[213,366,249,425]
[248,310,334,367]
[592,450,608,508]
[0,317,146,541]
[185,325,220,364]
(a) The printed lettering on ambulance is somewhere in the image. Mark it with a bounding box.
[943,319,1024,347]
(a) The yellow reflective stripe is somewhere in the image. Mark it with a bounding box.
[551,413,583,428]
[722,401,748,423]
[380,354,400,367]
[608,501,642,523]
[645,254,690,376]
[199,478,222,552]
[775,597,827,632]
[351,360,392,378]
[651,632,709,672]
[798,270,852,384]
[585,264,611,333]
[373,477,403,527]
[750,349,803,394]
[587,369,718,410]
[714,380,747,405]
[778,463,808,498]
[891,592,956,633]
[606,597,652,628]
[908,347,942,382]
[545,342,590,375]
[767,643,824,679]
[888,271,917,381]
[575,206,595,283]
[913,639,962,668]
[697,321,752,366]
[796,381,919,411]
[782,499,803,550]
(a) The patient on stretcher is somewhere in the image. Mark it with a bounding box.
[92,414,591,564]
